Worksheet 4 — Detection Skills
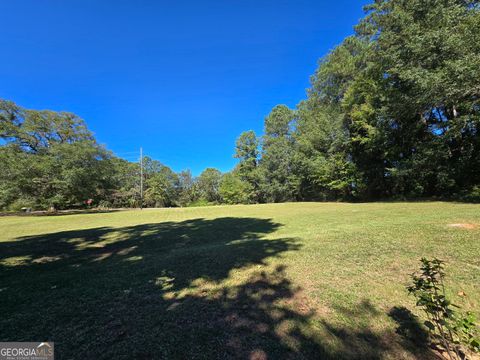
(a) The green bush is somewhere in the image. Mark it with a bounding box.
[7,197,37,212]
[97,200,111,209]
[186,199,215,207]
[219,173,253,204]
[408,258,480,359]
[461,186,480,203]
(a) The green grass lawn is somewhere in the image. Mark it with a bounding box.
[1,202,479,359]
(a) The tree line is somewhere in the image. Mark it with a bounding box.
[0,101,226,210]
[1,0,479,210]
[0,99,238,210]
[231,0,480,203]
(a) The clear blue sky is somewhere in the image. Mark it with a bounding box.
[0,0,367,175]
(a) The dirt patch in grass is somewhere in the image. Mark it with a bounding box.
[447,223,477,229]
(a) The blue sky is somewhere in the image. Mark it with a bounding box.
[0,0,367,175]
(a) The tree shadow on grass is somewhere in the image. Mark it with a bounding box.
[0,217,290,288]
[0,217,438,359]
[318,300,438,360]
[388,306,434,358]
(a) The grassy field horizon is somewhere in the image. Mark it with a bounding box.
[1,202,479,359]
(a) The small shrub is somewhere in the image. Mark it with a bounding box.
[461,186,480,203]
[97,200,111,210]
[7,197,37,212]
[186,199,215,207]
[407,258,480,359]
[453,312,480,353]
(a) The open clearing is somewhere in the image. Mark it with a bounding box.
[1,202,479,359]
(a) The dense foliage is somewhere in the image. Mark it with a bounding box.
[233,0,480,202]
[0,100,115,210]
[1,0,479,209]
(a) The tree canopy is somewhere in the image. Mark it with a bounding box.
[1,0,479,210]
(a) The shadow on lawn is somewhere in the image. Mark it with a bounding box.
[0,217,436,359]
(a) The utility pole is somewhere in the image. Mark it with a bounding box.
[140,147,143,210]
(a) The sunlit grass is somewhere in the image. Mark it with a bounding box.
[1,202,479,359]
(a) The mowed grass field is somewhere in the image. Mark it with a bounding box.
[1,202,479,359]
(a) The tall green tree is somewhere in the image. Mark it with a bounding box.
[234,130,260,201]
[177,169,199,206]
[0,100,93,153]
[108,158,140,208]
[259,105,300,202]
[219,172,252,204]
[197,168,222,203]
[0,100,113,209]
[353,0,480,197]
[295,101,354,200]
[142,157,179,207]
